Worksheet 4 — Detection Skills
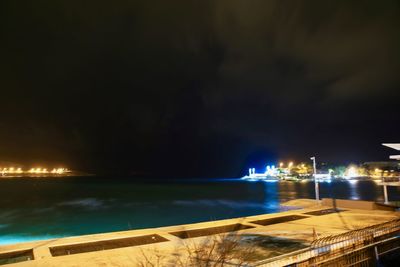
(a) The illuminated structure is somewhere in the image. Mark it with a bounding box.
[242,165,279,181]
[363,161,399,178]
[242,161,316,181]
[242,160,354,183]
[342,165,368,180]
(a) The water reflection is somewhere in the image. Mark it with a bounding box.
[279,182,298,200]
[263,181,279,209]
[348,180,360,200]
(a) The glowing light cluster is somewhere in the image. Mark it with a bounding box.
[344,166,359,179]
[1,167,69,175]
[0,167,23,174]
[51,168,67,174]
[279,161,295,168]
[265,165,278,176]
[28,168,48,174]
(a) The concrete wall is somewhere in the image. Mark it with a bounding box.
[322,198,396,211]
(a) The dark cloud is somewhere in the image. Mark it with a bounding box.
[208,0,400,161]
[0,1,399,176]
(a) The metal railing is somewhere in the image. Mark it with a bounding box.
[252,218,400,267]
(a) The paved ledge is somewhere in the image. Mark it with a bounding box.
[0,199,398,266]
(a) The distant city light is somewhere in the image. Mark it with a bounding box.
[344,166,359,179]
[265,165,278,176]
[0,167,69,175]
[243,160,336,182]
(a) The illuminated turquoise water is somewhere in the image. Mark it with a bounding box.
[0,177,398,245]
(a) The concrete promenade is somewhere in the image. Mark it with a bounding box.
[0,198,398,266]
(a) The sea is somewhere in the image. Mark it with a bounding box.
[0,177,399,245]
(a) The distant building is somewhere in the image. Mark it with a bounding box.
[362,161,400,170]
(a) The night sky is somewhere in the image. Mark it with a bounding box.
[1,1,399,177]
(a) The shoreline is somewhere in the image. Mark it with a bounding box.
[1,198,398,266]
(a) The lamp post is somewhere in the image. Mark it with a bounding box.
[310,156,319,202]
